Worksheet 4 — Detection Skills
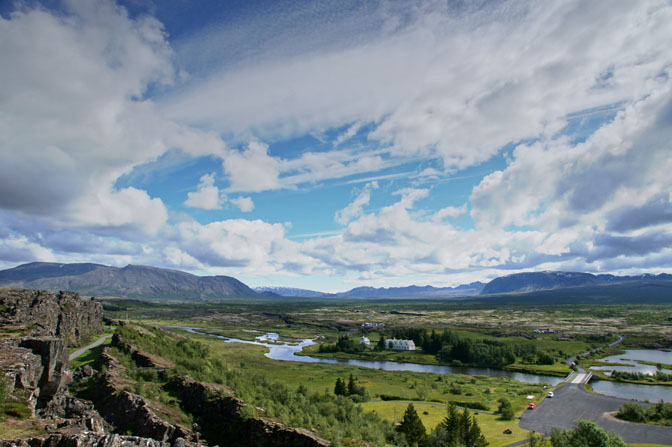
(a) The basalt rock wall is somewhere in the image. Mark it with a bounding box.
[0,288,103,346]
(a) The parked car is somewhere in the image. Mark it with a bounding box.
[528,403,536,409]
[547,391,554,398]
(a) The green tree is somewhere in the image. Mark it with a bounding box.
[497,398,514,420]
[334,377,347,396]
[462,410,488,447]
[347,374,357,396]
[550,420,625,447]
[377,335,386,351]
[397,403,428,447]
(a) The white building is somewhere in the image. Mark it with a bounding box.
[385,338,416,351]
[360,336,371,347]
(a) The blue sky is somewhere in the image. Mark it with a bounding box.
[1,0,672,292]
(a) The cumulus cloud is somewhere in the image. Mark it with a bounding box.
[230,196,254,212]
[184,173,225,210]
[223,141,282,192]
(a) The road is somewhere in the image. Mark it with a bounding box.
[518,383,672,445]
[69,334,113,361]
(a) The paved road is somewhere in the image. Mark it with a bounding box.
[519,383,672,445]
[69,334,113,361]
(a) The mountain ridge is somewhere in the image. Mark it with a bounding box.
[0,262,259,299]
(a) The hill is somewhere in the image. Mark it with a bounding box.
[0,262,259,299]
[480,271,672,295]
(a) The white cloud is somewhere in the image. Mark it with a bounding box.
[184,173,225,210]
[433,205,467,222]
[231,196,254,212]
[163,1,672,173]
[223,141,282,192]
[335,182,378,225]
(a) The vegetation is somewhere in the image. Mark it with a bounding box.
[496,398,514,420]
[525,420,626,447]
[334,374,370,401]
[111,324,400,446]
[617,401,672,426]
[0,376,31,421]
[396,404,428,447]
[611,371,672,383]
[426,403,488,447]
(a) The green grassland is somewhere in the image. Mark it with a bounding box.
[359,401,530,446]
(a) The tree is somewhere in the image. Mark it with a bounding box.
[347,374,357,396]
[334,377,347,396]
[377,335,386,351]
[397,403,428,447]
[550,420,626,447]
[497,398,514,420]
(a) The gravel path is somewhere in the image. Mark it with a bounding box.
[69,334,113,361]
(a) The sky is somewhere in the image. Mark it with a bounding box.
[1,0,671,292]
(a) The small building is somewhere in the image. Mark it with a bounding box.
[360,336,371,347]
[385,338,416,351]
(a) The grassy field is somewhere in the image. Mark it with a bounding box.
[358,400,529,446]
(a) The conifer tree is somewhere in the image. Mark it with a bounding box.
[347,373,357,396]
[396,403,427,447]
[334,377,347,396]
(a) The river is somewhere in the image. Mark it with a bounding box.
[168,326,672,401]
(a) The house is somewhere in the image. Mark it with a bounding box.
[360,336,371,347]
[385,338,416,351]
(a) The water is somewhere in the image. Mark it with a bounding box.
[591,379,672,402]
[592,349,672,375]
[167,325,563,385]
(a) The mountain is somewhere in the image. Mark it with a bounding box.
[480,271,672,295]
[254,286,331,298]
[0,262,259,299]
[336,282,485,298]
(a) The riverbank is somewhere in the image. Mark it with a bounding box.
[300,344,571,377]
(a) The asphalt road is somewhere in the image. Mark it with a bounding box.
[69,334,113,361]
[519,383,672,445]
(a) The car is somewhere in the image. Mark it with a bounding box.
[547,391,554,398]
[528,403,536,409]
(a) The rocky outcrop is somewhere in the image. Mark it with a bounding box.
[0,432,203,447]
[0,289,103,346]
[169,376,331,447]
[91,350,193,444]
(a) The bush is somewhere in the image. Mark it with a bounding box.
[617,403,647,423]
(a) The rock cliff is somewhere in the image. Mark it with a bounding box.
[0,288,103,346]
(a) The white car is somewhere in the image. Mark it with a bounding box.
[547,391,554,398]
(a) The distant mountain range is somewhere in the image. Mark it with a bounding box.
[2,262,671,301]
[480,271,672,295]
[0,262,258,299]
[256,282,486,298]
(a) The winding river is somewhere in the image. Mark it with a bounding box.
[169,326,672,401]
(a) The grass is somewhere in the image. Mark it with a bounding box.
[358,401,530,447]
[0,418,47,439]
